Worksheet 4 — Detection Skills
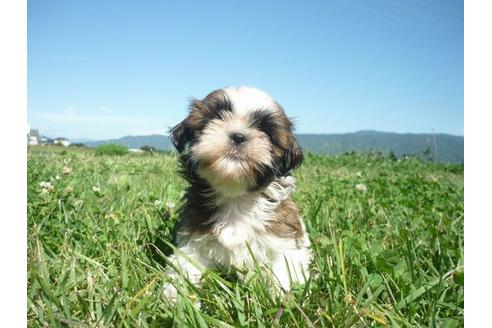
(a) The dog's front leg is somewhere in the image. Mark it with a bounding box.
[271,247,311,293]
[163,246,205,303]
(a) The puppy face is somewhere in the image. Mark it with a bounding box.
[171,87,303,195]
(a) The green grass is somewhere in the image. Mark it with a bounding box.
[27,146,464,327]
[95,144,130,156]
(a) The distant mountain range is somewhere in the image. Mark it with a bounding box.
[84,131,464,163]
[86,134,172,149]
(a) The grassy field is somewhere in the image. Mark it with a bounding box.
[27,146,464,327]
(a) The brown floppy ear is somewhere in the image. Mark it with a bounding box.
[169,117,193,153]
[280,135,303,175]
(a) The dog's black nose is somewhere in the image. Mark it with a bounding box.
[230,133,246,145]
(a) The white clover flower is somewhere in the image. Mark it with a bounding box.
[55,175,62,181]
[63,166,72,175]
[92,186,101,193]
[39,181,52,188]
[154,200,163,206]
[166,202,175,209]
[39,181,54,193]
[65,186,73,193]
[355,183,367,192]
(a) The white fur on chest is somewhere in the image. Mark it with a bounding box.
[198,196,281,268]
[212,196,271,247]
[182,176,302,269]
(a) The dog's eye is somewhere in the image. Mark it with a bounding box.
[249,110,279,140]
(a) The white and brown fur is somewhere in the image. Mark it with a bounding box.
[164,86,311,301]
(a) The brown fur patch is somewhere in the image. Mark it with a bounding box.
[266,199,304,244]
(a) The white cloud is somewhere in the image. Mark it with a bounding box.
[29,107,166,125]
[65,106,77,115]
[27,106,169,139]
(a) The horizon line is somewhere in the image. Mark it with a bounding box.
[30,129,464,141]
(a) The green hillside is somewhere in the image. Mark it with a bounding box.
[297,131,464,163]
[86,134,172,150]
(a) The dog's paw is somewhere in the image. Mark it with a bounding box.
[162,282,202,308]
[162,283,178,304]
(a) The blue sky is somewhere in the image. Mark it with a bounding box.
[27,0,464,140]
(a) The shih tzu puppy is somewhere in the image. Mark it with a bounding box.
[164,86,311,301]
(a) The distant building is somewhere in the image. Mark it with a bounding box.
[28,136,39,146]
[54,138,70,147]
[27,129,40,145]
[128,148,144,153]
